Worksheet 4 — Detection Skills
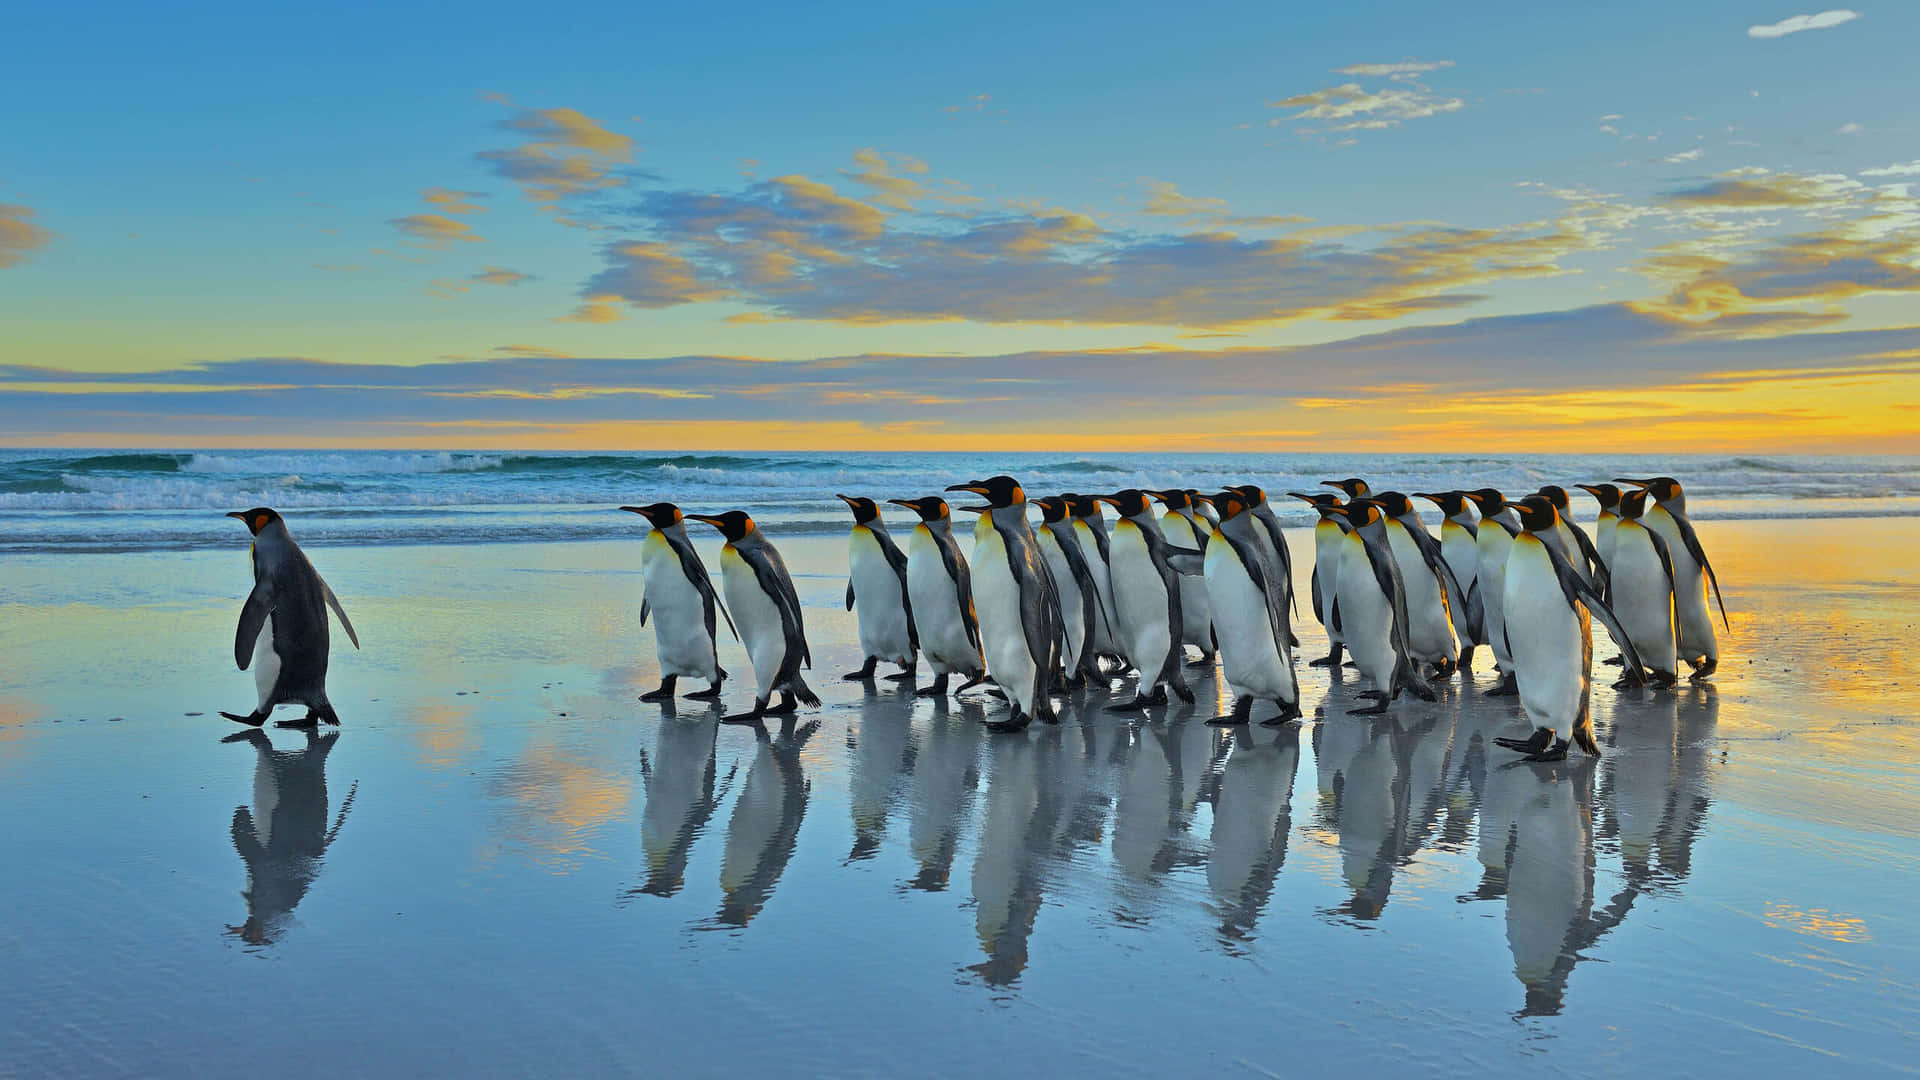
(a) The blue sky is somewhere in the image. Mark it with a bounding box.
[3,1,1917,448]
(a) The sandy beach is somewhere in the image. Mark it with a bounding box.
[2,518,1917,1076]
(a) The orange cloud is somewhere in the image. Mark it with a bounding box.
[0,202,56,269]
[391,213,485,248]
[477,105,636,208]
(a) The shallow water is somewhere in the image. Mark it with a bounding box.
[2,523,1917,1076]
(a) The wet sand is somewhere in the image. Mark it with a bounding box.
[2,518,1917,1076]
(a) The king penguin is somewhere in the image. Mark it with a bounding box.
[1463,489,1522,696]
[1415,491,1485,668]
[1322,499,1433,714]
[834,494,918,683]
[622,502,736,702]
[1373,491,1463,679]
[1152,488,1216,668]
[1322,477,1373,500]
[221,508,360,728]
[1228,484,1298,639]
[1615,476,1728,681]
[1574,484,1623,585]
[1608,487,1679,688]
[887,495,988,699]
[947,476,1062,733]
[1536,485,1610,597]
[1289,491,1348,668]
[1095,489,1201,711]
[1034,495,1107,688]
[1200,490,1301,726]
[1064,492,1126,674]
[1493,496,1646,761]
[683,510,820,724]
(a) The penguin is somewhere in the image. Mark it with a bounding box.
[621,502,735,703]
[1033,495,1107,687]
[683,511,820,725]
[1574,484,1623,583]
[1322,477,1373,500]
[1372,491,1463,679]
[1151,488,1216,667]
[1415,491,1486,666]
[1608,487,1679,688]
[1186,489,1222,532]
[1322,499,1434,714]
[1536,485,1610,597]
[1064,493,1126,673]
[1615,476,1728,681]
[221,508,360,729]
[886,495,988,699]
[1094,489,1200,711]
[1228,484,1298,635]
[1493,496,1646,761]
[948,476,1062,733]
[833,494,918,683]
[1289,491,1348,669]
[1462,489,1522,696]
[1200,490,1300,726]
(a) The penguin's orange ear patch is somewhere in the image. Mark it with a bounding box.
[253,513,268,531]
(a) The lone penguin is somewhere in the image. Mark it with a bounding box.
[221,508,359,729]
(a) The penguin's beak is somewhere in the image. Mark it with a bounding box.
[225,511,247,520]
[1323,505,1351,517]
[954,505,989,514]
[834,493,859,507]
[685,514,724,528]
[1318,480,1346,490]
[884,498,918,510]
[1614,478,1653,487]
[1412,492,1443,504]
[945,482,988,495]
[1092,496,1120,509]
[1285,492,1320,504]
[618,506,646,514]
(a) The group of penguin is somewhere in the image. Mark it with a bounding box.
[216,473,1726,765]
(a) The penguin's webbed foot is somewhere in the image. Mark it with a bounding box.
[842,658,878,682]
[1494,727,1556,754]
[882,665,917,682]
[1689,657,1718,682]
[1486,675,1518,697]
[1185,653,1216,669]
[275,714,320,730]
[1170,681,1195,705]
[220,710,269,727]
[720,705,767,725]
[684,682,725,701]
[984,708,1032,734]
[1522,738,1571,763]
[765,692,799,716]
[1347,700,1390,716]
[639,675,678,702]
[1261,698,1303,726]
[1207,696,1253,726]
[1602,655,1625,667]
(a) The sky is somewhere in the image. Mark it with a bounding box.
[2,0,1918,451]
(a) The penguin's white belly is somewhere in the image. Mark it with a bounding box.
[1610,527,1677,674]
[849,527,912,664]
[1109,525,1172,686]
[1649,509,1717,662]
[1038,533,1087,671]
[1476,529,1515,671]
[906,529,978,675]
[1163,514,1212,650]
[1312,523,1344,641]
[641,539,717,681]
[1388,525,1456,664]
[1440,523,1480,643]
[970,523,1038,712]
[1503,538,1588,733]
[253,614,279,708]
[1204,534,1294,705]
[720,549,789,702]
[1335,536,1396,690]
[1595,515,1617,572]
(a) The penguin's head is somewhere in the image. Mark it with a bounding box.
[1209,490,1247,521]
[1463,488,1509,515]
[946,475,1024,508]
[886,496,950,522]
[834,493,881,524]
[1287,491,1343,517]
[1062,493,1102,520]
[1616,487,1650,520]
[1535,485,1572,511]
[1149,488,1192,511]
[1327,499,1381,527]
[618,502,682,529]
[1229,484,1267,506]
[1321,477,1371,498]
[226,507,281,536]
[1373,491,1415,518]
[1034,496,1071,524]
[1617,476,1683,504]
[1414,491,1469,517]
[1575,483,1622,511]
[1513,495,1559,533]
[685,510,756,542]
[1095,489,1154,518]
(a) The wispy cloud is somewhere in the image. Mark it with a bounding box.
[422,188,488,215]
[1747,9,1860,38]
[476,103,637,210]
[470,265,532,287]
[1139,181,1310,227]
[1861,160,1920,177]
[1836,122,1863,135]
[1333,59,1455,81]
[1664,148,1705,163]
[0,203,56,269]
[390,213,485,247]
[1270,79,1465,132]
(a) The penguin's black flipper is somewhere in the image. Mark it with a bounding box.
[845,580,855,611]
[1668,511,1729,630]
[234,584,273,670]
[1567,520,1610,600]
[1163,548,1205,576]
[1541,540,1647,684]
[322,580,359,650]
[639,597,650,627]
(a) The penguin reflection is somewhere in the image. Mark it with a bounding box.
[847,687,918,863]
[1112,722,1222,918]
[630,715,725,899]
[224,728,355,946]
[715,717,819,927]
[1206,725,1300,945]
[969,727,1046,986]
[1314,708,1457,921]
[1484,757,1597,1017]
[905,698,983,892]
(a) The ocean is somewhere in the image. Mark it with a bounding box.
[2,448,1917,554]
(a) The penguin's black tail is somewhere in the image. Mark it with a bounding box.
[788,676,821,708]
